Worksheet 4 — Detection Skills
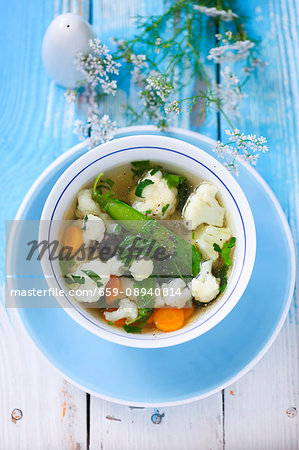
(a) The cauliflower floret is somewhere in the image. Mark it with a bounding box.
[76,188,102,218]
[79,259,111,288]
[104,298,138,323]
[183,183,225,230]
[106,256,125,276]
[83,214,105,243]
[153,283,165,308]
[161,278,192,308]
[194,225,232,262]
[130,259,154,281]
[68,268,103,303]
[192,260,220,303]
[132,170,178,219]
[120,277,138,301]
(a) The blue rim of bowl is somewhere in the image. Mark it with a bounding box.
[48,145,247,340]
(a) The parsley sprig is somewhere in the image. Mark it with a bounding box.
[213,237,236,266]
[213,237,236,292]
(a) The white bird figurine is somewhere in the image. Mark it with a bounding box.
[42,13,95,89]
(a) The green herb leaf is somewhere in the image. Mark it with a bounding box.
[59,258,76,275]
[135,179,154,198]
[150,165,162,175]
[163,172,186,189]
[134,277,156,308]
[92,172,115,199]
[131,161,163,180]
[127,307,154,327]
[131,160,151,178]
[213,237,236,266]
[213,243,222,253]
[162,203,170,216]
[82,215,88,231]
[192,245,201,277]
[101,178,114,188]
[123,324,143,333]
[145,209,152,215]
[221,237,236,266]
[177,179,190,212]
[131,160,151,168]
[117,234,161,266]
[81,270,103,287]
[214,265,229,292]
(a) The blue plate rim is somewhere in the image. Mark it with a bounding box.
[8,125,296,406]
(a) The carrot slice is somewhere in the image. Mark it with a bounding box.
[62,225,83,254]
[105,276,122,305]
[146,310,156,325]
[154,308,185,332]
[113,318,127,326]
[183,303,194,320]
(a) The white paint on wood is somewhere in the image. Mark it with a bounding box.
[90,395,223,450]
[0,303,87,450]
[224,320,299,450]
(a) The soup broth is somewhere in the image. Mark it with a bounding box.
[60,160,235,334]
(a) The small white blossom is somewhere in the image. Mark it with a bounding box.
[73,114,117,149]
[75,38,120,95]
[208,39,255,63]
[165,100,181,115]
[65,89,77,103]
[138,73,174,128]
[130,53,148,84]
[155,37,162,53]
[145,74,173,102]
[111,37,126,50]
[225,30,233,40]
[242,57,265,74]
[194,5,238,22]
[213,129,268,173]
[213,66,246,117]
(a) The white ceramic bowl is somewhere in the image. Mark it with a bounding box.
[39,135,256,348]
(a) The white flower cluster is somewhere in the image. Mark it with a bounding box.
[243,57,265,74]
[213,66,246,117]
[73,114,117,149]
[194,5,238,22]
[137,72,174,128]
[145,75,173,102]
[75,38,120,95]
[213,129,268,173]
[165,100,181,115]
[130,53,148,84]
[208,32,255,64]
[65,39,120,148]
[122,51,178,127]
[64,89,77,103]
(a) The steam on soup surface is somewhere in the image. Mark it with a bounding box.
[60,160,236,334]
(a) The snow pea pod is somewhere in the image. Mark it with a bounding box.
[92,174,201,276]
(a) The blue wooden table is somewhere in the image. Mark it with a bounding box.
[0,1,298,448]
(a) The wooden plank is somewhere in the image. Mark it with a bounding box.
[90,395,223,450]
[0,0,90,448]
[224,321,299,450]
[222,0,299,448]
[0,304,87,450]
